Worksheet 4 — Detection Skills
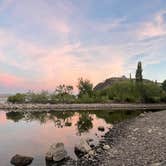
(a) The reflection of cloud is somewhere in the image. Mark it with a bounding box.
[0,112,7,124]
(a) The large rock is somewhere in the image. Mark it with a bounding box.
[46,142,67,162]
[10,154,33,166]
[74,138,91,157]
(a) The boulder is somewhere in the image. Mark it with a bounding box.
[98,126,105,132]
[10,154,33,166]
[74,138,91,157]
[46,143,67,162]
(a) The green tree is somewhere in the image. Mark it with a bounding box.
[135,61,143,82]
[8,93,26,103]
[77,78,93,97]
[162,80,166,92]
[51,84,75,103]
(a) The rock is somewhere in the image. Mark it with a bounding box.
[75,138,91,157]
[10,154,33,166]
[148,129,152,133]
[86,138,94,143]
[88,150,95,156]
[103,145,110,150]
[46,142,67,162]
[98,126,105,132]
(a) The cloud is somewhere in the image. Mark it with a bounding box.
[138,10,166,39]
[0,0,13,13]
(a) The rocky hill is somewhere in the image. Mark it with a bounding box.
[94,76,158,91]
[94,76,128,91]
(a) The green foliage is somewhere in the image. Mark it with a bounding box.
[51,84,75,103]
[7,93,26,103]
[99,80,165,103]
[135,61,143,82]
[139,82,165,103]
[77,78,93,98]
[162,80,166,92]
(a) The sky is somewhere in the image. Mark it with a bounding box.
[0,0,166,93]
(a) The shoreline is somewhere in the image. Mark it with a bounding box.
[74,110,166,166]
[1,103,166,111]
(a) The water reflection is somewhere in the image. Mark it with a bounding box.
[77,112,93,135]
[1,110,143,166]
[6,110,142,134]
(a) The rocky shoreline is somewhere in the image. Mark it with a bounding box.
[1,103,166,111]
[73,110,166,166]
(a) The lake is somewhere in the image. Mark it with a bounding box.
[0,110,142,166]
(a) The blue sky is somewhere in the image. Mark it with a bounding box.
[0,0,166,93]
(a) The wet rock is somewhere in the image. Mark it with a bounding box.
[75,138,91,157]
[46,142,67,162]
[98,126,105,132]
[10,154,33,166]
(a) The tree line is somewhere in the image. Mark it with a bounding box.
[8,62,166,104]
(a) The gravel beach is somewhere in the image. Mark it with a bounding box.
[73,110,166,166]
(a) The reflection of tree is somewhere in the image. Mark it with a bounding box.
[48,111,74,128]
[77,112,93,135]
[6,111,74,127]
[25,112,48,124]
[6,112,25,122]
[93,110,142,124]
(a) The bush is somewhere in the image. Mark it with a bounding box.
[8,93,26,103]
[97,80,165,103]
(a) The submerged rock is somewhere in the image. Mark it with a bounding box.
[46,142,67,162]
[10,154,33,166]
[74,138,91,157]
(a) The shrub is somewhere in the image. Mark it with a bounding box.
[8,93,26,103]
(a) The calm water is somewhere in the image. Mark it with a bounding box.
[0,110,142,166]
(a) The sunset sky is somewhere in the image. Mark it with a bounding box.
[0,0,166,93]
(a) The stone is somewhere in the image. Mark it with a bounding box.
[74,138,91,157]
[46,142,67,162]
[10,154,33,166]
[103,145,111,150]
[88,150,95,156]
[86,138,94,143]
[98,126,105,131]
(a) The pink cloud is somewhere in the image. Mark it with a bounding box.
[138,10,166,39]
[0,73,24,87]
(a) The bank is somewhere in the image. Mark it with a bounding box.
[1,103,166,111]
[74,110,166,166]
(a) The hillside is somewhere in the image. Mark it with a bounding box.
[94,76,159,91]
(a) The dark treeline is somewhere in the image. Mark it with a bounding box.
[8,62,166,104]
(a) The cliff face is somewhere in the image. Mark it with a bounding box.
[94,76,128,91]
